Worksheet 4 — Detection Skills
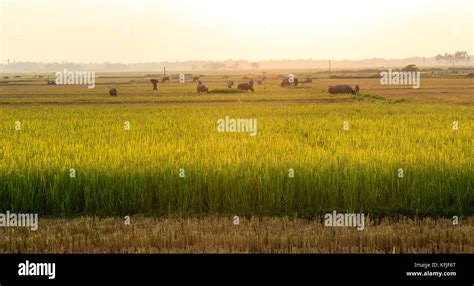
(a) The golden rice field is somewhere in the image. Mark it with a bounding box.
[0,72,473,218]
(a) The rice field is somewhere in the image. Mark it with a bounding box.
[1,73,473,219]
[1,0,472,258]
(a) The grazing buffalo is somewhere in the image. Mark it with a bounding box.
[196,81,208,93]
[226,80,234,88]
[197,84,208,93]
[238,83,254,92]
[466,73,474,78]
[328,85,355,95]
[46,80,56,85]
[281,77,298,87]
[150,79,158,90]
[109,88,118,97]
[256,75,265,85]
[193,76,200,82]
[161,76,170,83]
[281,78,290,86]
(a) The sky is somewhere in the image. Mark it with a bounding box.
[0,0,473,62]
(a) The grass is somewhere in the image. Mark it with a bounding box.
[0,74,472,218]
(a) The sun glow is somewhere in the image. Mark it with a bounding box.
[1,0,472,62]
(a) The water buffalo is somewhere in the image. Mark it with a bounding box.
[281,77,298,87]
[161,76,169,83]
[328,85,355,95]
[281,78,290,86]
[238,83,254,92]
[193,76,200,82]
[109,88,118,97]
[197,84,208,93]
[46,80,56,85]
[150,79,158,90]
[226,80,234,88]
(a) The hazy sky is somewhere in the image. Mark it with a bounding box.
[1,0,473,62]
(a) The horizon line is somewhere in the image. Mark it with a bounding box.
[2,54,471,65]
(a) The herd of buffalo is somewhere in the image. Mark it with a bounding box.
[44,75,360,97]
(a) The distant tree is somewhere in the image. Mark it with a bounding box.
[435,53,444,63]
[402,64,419,72]
[444,53,454,66]
[454,51,470,65]
[436,51,471,68]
